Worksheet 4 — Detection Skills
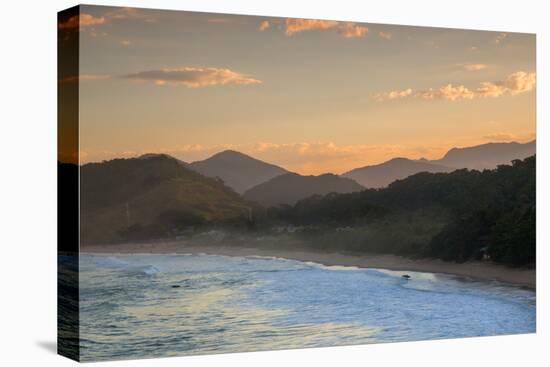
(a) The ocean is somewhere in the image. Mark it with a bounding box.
[65,253,535,361]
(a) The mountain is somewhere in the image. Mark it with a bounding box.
[243,173,364,207]
[342,158,452,188]
[341,140,536,188]
[188,150,288,194]
[80,155,250,244]
[432,140,535,170]
[139,153,188,166]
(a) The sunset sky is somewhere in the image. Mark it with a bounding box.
[63,5,536,174]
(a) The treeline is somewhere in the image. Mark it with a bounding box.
[265,156,535,267]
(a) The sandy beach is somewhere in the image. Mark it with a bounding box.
[82,240,536,289]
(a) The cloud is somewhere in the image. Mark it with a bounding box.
[378,31,392,40]
[495,33,508,44]
[259,20,270,31]
[58,14,106,29]
[337,23,369,38]
[120,40,131,47]
[501,71,536,94]
[416,85,476,101]
[482,132,516,141]
[482,131,535,142]
[284,19,339,35]
[59,7,156,31]
[284,18,368,38]
[475,71,536,97]
[462,63,488,71]
[375,88,413,102]
[123,67,262,88]
[375,71,536,102]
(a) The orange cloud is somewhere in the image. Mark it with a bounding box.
[59,7,156,30]
[500,71,536,94]
[284,18,368,38]
[58,13,106,29]
[285,19,339,35]
[416,85,476,101]
[375,88,413,101]
[462,63,488,71]
[495,33,508,44]
[337,23,369,38]
[482,132,516,141]
[375,71,536,102]
[259,20,270,31]
[378,31,392,40]
[482,131,535,142]
[123,67,262,88]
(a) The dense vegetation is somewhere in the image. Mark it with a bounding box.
[80,155,253,244]
[265,156,535,266]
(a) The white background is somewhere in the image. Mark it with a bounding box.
[0,0,548,365]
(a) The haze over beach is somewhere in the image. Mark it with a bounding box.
[60,6,535,174]
[58,6,536,362]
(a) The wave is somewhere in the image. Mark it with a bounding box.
[303,261,360,271]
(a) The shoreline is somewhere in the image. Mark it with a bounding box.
[81,241,536,290]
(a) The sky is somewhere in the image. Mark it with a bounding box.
[60,5,536,174]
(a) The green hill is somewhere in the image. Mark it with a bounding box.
[80,155,251,244]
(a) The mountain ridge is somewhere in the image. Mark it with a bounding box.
[188,150,288,194]
[431,140,535,170]
[243,172,364,207]
[342,140,535,188]
[342,157,452,188]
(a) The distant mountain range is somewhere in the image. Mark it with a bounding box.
[243,173,364,207]
[80,155,250,244]
[104,140,536,212]
[342,158,451,188]
[431,140,535,170]
[342,140,535,188]
[188,150,288,194]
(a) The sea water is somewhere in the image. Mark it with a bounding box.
[67,254,535,361]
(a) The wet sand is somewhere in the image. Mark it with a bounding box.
[82,240,536,289]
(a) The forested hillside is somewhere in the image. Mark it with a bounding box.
[267,156,535,266]
[80,155,252,244]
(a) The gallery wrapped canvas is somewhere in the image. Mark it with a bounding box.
[58,5,536,362]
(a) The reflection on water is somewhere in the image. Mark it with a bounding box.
[74,254,535,361]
